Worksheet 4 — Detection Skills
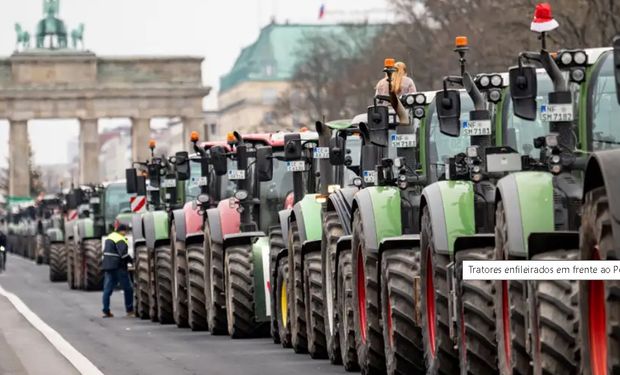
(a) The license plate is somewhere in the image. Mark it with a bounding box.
[162,179,176,188]
[391,134,416,148]
[228,169,245,180]
[462,119,492,136]
[89,197,100,204]
[540,103,574,122]
[196,176,207,186]
[363,170,377,184]
[313,147,330,159]
[286,161,306,172]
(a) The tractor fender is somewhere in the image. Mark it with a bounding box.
[527,231,579,259]
[352,186,402,254]
[453,234,495,255]
[172,208,186,242]
[333,235,352,303]
[183,201,204,245]
[420,181,476,256]
[326,186,358,235]
[495,172,555,258]
[278,209,292,246]
[291,194,323,245]
[222,231,265,248]
[583,149,620,249]
[143,210,170,250]
[131,214,145,243]
[76,218,96,242]
[46,228,64,243]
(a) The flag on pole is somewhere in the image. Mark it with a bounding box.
[318,4,325,19]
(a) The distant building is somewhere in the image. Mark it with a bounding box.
[204,111,219,140]
[218,22,380,135]
[98,126,131,182]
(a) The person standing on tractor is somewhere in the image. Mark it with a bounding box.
[101,223,134,318]
[375,61,417,97]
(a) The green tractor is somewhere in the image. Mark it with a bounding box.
[68,181,132,291]
[34,194,68,281]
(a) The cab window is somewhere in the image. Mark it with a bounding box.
[590,52,620,150]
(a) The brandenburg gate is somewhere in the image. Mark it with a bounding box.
[2,0,210,198]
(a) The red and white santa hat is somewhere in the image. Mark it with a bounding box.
[530,3,559,33]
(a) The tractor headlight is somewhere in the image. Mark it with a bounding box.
[560,52,573,65]
[413,107,425,119]
[472,165,481,174]
[551,155,561,164]
[472,173,482,182]
[352,177,363,187]
[197,194,210,204]
[397,174,408,190]
[491,74,503,87]
[573,51,587,65]
[570,68,585,83]
[488,89,502,103]
[404,95,415,106]
[545,134,559,148]
[466,146,479,158]
[234,190,248,201]
[550,164,562,174]
[479,75,490,87]
[327,184,341,193]
[415,93,426,104]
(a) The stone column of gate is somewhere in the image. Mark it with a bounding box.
[183,116,207,150]
[131,117,151,163]
[79,119,100,184]
[8,120,31,198]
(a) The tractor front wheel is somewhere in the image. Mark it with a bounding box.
[155,244,174,324]
[135,245,150,320]
[580,186,619,375]
[186,243,208,330]
[351,209,385,374]
[205,227,227,335]
[321,210,343,365]
[337,249,359,371]
[420,206,459,374]
[224,244,260,338]
[276,255,292,347]
[66,242,76,289]
[381,248,424,375]
[49,243,67,282]
[172,224,189,328]
[269,227,284,344]
[288,222,308,353]
[303,251,327,359]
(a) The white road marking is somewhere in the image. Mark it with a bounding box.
[0,284,104,375]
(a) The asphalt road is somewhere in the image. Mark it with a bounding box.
[0,254,346,375]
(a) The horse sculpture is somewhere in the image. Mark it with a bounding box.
[71,23,84,49]
[36,0,68,49]
[15,23,31,50]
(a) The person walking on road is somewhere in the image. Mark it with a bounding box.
[0,227,8,272]
[101,223,134,318]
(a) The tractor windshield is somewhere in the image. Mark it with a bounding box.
[504,71,554,157]
[259,150,293,230]
[343,134,362,184]
[187,163,202,200]
[590,52,620,150]
[105,183,132,227]
[428,91,474,179]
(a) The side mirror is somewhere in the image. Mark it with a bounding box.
[614,35,620,104]
[125,168,137,194]
[366,106,389,146]
[174,151,190,181]
[509,65,538,121]
[329,135,346,165]
[284,133,302,160]
[256,146,273,182]
[136,176,147,196]
[436,89,461,137]
[210,146,228,176]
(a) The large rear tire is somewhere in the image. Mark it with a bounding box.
[66,241,76,289]
[135,245,150,320]
[455,248,498,375]
[49,243,67,282]
[352,209,386,374]
[529,249,579,375]
[288,222,308,353]
[172,224,189,328]
[321,210,343,365]
[84,239,103,291]
[303,251,327,359]
[381,249,424,375]
[148,248,158,322]
[186,243,208,331]
[224,244,263,338]
[494,201,531,375]
[35,234,45,264]
[337,249,359,371]
[269,227,284,344]
[205,226,227,335]
[580,186,620,375]
[276,255,292,347]
[420,206,459,375]
[155,244,174,324]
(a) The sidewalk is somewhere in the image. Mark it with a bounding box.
[0,293,79,375]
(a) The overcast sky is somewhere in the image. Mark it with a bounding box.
[0,0,390,167]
